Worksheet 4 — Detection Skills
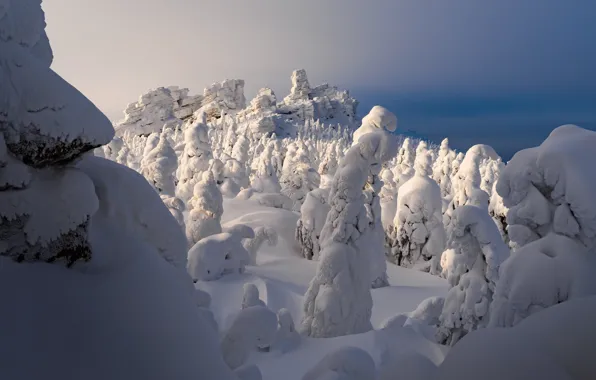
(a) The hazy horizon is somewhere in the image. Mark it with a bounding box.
[44,0,596,158]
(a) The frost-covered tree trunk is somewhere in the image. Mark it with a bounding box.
[389,152,446,274]
[301,106,397,338]
[436,198,509,345]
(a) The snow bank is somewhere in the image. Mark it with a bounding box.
[436,296,596,380]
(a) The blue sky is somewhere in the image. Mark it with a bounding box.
[44,0,596,159]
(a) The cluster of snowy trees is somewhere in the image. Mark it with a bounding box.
[101,72,596,350]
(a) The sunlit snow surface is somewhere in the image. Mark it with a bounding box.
[195,198,449,380]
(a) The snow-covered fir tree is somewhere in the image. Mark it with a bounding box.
[176,113,213,201]
[432,138,456,198]
[186,170,224,246]
[296,188,331,260]
[251,140,281,193]
[437,189,509,345]
[394,137,415,188]
[139,132,177,196]
[301,107,398,338]
[389,152,446,274]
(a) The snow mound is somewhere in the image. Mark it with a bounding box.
[302,346,376,380]
[436,296,596,380]
[77,156,187,269]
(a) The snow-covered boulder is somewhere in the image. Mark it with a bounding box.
[221,306,278,370]
[302,346,376,380]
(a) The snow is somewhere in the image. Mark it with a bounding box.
[436,295,596,380]
[77,156,188,269]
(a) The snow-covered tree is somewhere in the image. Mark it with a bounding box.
[436,190,509,345]
[301,107,398,338]
[389,152,446,274]
[394,137,415,188]
[432,138,456,198]
[176,113,212,201]
[186,171,224,246]
[242,226,278,265]
[161,195,186,228]
[139,132,177,196]
[221,158,249,198]
[274,308,300,353]
[296,188,331,260]
[0,4,236,378]
[242,283,266,309]
[489,125,596,327]
[251,141,281,193]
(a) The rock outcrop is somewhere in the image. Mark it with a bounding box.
[114,70,357,138]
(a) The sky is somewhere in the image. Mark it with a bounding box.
[44,0,596,159]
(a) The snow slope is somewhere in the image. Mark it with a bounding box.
[197,199,449,380]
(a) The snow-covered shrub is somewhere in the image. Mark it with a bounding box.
[296,188,331,260]
[389,152,446,274]
[221,306,278,369]
[242,283,266,309]
[301,108,398,338]
[436,296,596,380]
[175,113,212,201]
[243,226,278,265]
[139,132,177,196]
[489,125,596,326]
[274,308,301,353]
[302,346,376,380]
[186,171,224,246]
[436,197,510,345]
[187,227,254,281]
